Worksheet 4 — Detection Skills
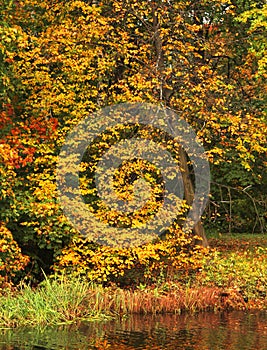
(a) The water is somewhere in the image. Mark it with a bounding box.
[1,311,267,349]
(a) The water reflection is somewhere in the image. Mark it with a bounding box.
[1,311,267,349]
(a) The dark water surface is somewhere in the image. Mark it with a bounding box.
[1,311,267,349]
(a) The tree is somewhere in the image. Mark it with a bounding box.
[1,0,266,283]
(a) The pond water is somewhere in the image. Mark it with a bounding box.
[1,311,267,349]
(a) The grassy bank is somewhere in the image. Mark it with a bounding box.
[1,234,266,328]
[0,276,110,328]
[0,277,249,328]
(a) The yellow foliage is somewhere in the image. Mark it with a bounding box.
[55,228,208,284]
[0,223,30,287]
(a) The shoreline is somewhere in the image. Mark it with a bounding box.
[1,278,266,328]
[1,234,266,328]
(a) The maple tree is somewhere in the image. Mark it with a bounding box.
[0,0,266,284]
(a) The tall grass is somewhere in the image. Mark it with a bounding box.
[2,235,266,328]
[107,285,222,315]
[0,275,226,328]
[0,275,110,328]
[2,246,266,329]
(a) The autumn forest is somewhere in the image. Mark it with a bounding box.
[0,0,267,325]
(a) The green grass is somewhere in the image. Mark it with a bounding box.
[198,247,267,298]
[0,275,111,328]
[0,272,236,328]
[1,234,266,328]
[195,233,267,303]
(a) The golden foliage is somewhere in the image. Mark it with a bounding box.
[55,228,208,285]
[0,223,30,287]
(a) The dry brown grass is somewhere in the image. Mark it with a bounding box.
[86,284,247,316]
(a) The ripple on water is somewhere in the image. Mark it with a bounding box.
[0,311,267,350]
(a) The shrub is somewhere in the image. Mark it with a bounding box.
[54,228,209,286]
[0,222,30,288]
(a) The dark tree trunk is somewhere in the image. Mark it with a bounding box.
[179,147,209,247]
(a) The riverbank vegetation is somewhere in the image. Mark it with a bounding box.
[0,0,266,328]
[1,234,266,328]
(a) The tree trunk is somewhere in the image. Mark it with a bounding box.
[151,4,208,248]
[179,147,209,247]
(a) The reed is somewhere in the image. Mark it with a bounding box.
[0,275,256,328]
[106,285,222,315]
[0,275,110,328]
